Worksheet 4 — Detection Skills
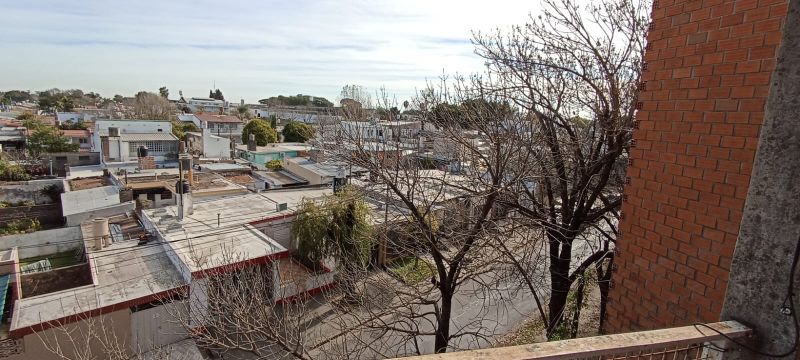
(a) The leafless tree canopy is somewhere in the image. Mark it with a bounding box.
[471,0,649,336]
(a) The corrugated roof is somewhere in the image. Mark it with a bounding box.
[120,132,178,142]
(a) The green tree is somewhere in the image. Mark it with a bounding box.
[37,89,61,110]
[265,159,282,171]
[311,97,333,107]
[113,95,124,103]
[236,104,251,120]
[16,111,36,121]
[171,120,200,141]
[55,96,75,112]
[293,186,373,302]
[0,158,30,181]
[281,121,314,143]
[213,89,224,101]
[59,120,88,130]
[241,118,277,146]
[23,119,79,157]
[2,90,32,103]
[159,87,169,99]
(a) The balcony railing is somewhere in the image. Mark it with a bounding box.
[399,321,750,360]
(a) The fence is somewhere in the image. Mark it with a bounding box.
[400,321,751,360]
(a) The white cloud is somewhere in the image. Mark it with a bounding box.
[0,0,538,103]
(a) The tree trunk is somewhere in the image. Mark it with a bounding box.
[434,288,453,353]
[547,276,571,338]
[596,257,613,334]
[547,231,574,339]
[570,274,586,338]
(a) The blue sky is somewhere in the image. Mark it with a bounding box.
[0,0,537,104]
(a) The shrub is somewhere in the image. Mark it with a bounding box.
[265,159,282,171]
[0,159,30,181]
[0,219,41,236]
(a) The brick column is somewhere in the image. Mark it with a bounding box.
[137,156,156,170]
[606,0,789,332]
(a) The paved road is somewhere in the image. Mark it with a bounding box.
[300,231,600,359]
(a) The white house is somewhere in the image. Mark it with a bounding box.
[338,120,421,149]
[182,97,228,113]
[186,129,232,159]
[93,120,178,164]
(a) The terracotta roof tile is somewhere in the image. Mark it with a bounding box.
[195,113,241,124]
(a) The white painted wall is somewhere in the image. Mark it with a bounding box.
[93,120,172,153]
[130,301,189,354]
[276,268,335,302]
[201,129,231,159]
[0,227,84,259]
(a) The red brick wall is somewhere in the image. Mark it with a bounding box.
[606,0,789,332]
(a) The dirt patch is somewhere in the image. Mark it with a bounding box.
[496,284,601,346]
[21,262,93,297]
[69,176,111,191]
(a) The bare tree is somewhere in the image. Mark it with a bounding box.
[338,85,374,120]
[37,305,194,360]
[321,82,540,354]
[130,91,174,120]
[471,0,649,337]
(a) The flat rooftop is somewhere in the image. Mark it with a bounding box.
[143,190,330,273]
[235,143,311,153]
[61,186,120,216]
[68,176,112,191]
[198,163,250,172]
[11,215,184,334]
[253,170,308,186]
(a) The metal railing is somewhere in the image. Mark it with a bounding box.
[400,321,750,360]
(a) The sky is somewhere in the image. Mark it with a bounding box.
[0,0,538,104]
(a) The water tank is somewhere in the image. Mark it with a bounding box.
[137,146,149,158]
[92,218,110,250]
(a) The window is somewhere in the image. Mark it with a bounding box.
[55,156,67,161]
[78,156,90,161]
[157,129,163,132]
[129,141,177,156]
[78,138,88,144]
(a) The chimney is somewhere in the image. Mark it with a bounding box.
[247,134,257,151]
[176,179,194,218]
[92,218,110,250]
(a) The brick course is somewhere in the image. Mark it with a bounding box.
[606,0,788,332]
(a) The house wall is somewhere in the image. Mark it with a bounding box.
[64,201,135,227]
[238,150,300,165]
[129,300,189,354]
[0,179,65,205]
[201,129,231,159]
[0,204,62,229]
[4,309,133,360]
[606,0,789,332]
[275,268,335,303]
[93,120,171,154]
[282,161,328,185]
[40,153,101,176]
[251,216,294,251]
[0,227,83,259]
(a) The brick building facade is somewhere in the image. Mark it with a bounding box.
[606,0,790,332]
